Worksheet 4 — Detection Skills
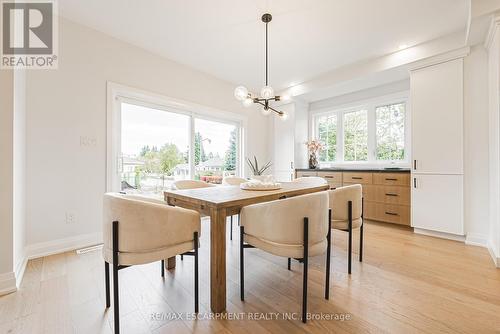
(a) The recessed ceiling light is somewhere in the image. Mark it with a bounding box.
[398,44,409,50]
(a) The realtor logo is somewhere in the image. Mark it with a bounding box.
[1,0,58,69]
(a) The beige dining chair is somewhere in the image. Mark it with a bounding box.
[328,184,363,274]
[103,193,200,334]
[239,191,332,323]
[172,179,215,190]
[293,176,328,186]
[222,176,247,240]
[172,180,213,259]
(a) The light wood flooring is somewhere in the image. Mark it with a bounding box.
[1,220,500,334]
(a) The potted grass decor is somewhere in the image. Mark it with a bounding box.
[246,156,272,182]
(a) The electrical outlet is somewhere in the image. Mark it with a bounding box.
[65,212,76,224]
[80,136,97,147]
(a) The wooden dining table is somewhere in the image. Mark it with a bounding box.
[164,181,329,313]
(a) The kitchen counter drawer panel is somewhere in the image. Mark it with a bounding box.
[364,202,410,226]
[373,173,410,186]
[296,171,318,178]
[364,185,410,205]
[343,172,373,185]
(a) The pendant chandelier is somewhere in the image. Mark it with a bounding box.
[234,13,288,119]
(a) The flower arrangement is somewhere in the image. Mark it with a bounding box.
[305,139,324,169]
[305,139,325,153]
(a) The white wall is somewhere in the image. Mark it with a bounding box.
[464,45,490,245]
[25,18,270,252]
[0,70,15,294]
[487,16,500,264]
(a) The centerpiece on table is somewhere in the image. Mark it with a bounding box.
[241,156,281,190]
[305,139,324,169]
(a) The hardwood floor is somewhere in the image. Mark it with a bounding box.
[1,220,499,333]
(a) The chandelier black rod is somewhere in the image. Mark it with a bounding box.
[265,20,268,87]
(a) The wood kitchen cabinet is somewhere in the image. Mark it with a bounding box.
[295,169,411,226]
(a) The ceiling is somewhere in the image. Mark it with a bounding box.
[59,0,469,94]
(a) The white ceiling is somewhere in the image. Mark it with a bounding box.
[59,0,469,93]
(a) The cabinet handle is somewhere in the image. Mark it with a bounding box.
[385,211,399,216]
[413,159,417,170]
[385,178,398,181]
[324,176,334,179]
[413,178,417,188]
[385,193,398,197]
[290,161,294,169]
[351,177,363,180]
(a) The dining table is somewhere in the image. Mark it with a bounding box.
[164,181,329,313]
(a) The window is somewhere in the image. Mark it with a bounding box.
[312,97,408,164]
[343,110,368,161]
[108,84,245,195]
[317,114,337,161]
[120,103,191,194]
[376,103,405,161]
[194,118,239,184]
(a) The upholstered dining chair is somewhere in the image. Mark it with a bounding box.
[172,179,213,259]
[103,193,200,334]
[239,191,332,323]
[172,179,215,190]
[328,184,363,274]
[222,176,247,240]
[293,176,328,186]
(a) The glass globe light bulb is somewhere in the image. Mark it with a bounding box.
[260,86,274,99]
[242,97,253,107]
[234,86,248,101]
[261,107,271,116]
[280,94,291,102]
[280,112,288,121]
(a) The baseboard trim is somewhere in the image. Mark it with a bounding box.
[487,240,500,268]
[413,228,465,242]
[465,233,489,248]
[0,272,17,296]
[26,232,103,260]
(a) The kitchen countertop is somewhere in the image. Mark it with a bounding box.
[296,167,411,173]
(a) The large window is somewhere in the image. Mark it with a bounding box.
[317,114,337,161]
[312,98,408,164]
[194,118,238,183]
[113,97,242,195]
[375,103,405,161]
[343,110,368,161]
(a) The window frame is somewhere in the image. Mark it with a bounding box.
[106,82,246,192]
[311,92,410,167]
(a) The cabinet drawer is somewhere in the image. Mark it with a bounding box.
[317,171,342,188]
[373,173,410,186]
[364,202,410,226]
[364,185,410,205]
[296,171,318,178]
[343,172,373,185]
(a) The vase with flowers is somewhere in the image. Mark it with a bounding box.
[305,139,324,169]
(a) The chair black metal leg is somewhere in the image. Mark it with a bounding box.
[161,260,165,277]
[348,201,353,275]
[181,254,183,261]
[112,221,120,334]
[105,261,110,308]
[230,216,233,241]
[287,257,291,270]
[194,231,199,313]
[325,209,332,300]
[240,226,244,301]
[359,224,363,262]
[302,217,309,323]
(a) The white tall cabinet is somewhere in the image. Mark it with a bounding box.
[272,103,295,182]
[410,57,465,235]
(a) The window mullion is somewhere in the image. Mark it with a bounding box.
[338,111,344,163]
